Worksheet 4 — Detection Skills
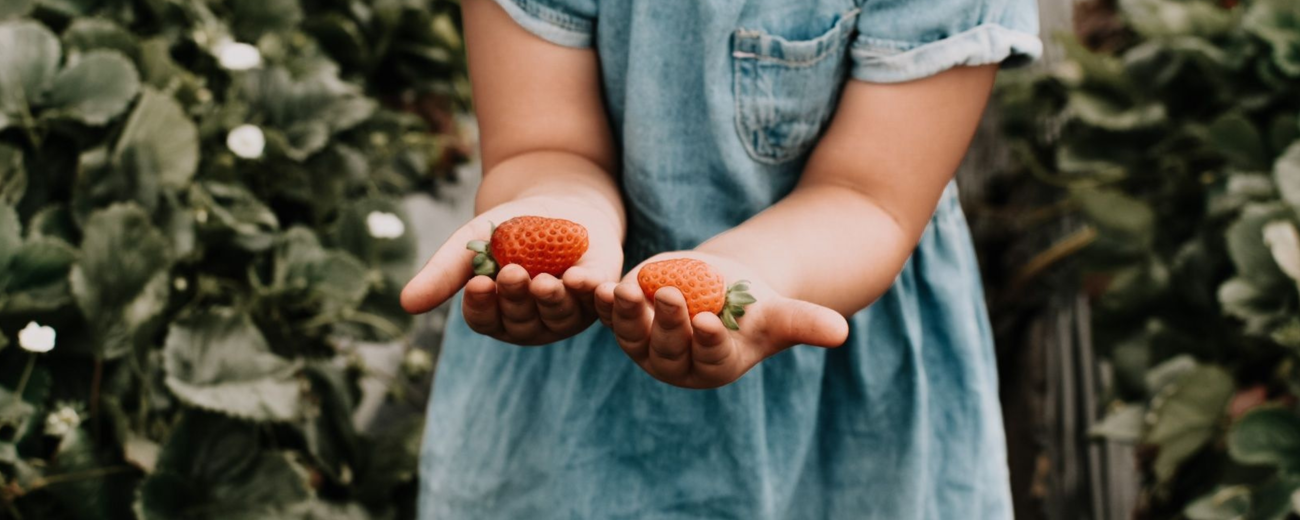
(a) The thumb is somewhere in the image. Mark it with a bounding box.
[400,225,481,314]
[759,298,849,348]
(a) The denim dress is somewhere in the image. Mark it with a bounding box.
[419,1,1041,518]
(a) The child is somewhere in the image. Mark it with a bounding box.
[401,0,1040,517]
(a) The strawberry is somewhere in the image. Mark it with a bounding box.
[636,258,756,330]
[466,216,589,278]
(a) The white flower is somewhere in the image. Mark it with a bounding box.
[402,348,434,378]
[44,404,81,437]
[227,125,265,159]
[366,211,405,239]
[17,322,55,353]
[214,39,262,71]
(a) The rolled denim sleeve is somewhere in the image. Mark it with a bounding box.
[851,0,1042,83]
[490,0,596,48]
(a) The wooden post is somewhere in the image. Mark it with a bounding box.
[958,1,1140,519]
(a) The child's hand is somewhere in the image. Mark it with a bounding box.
[402,196,623,346]
[594,252,849,389]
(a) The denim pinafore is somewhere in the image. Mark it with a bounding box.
[420,1,1041,518]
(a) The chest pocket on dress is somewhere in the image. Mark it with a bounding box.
[731,9,858,164]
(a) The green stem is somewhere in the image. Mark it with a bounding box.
[89,357,103,438]
[26,466,135,491]
[13,353,36,398]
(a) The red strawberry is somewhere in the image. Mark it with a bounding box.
[466,216,589,278]
[636,258,756,330]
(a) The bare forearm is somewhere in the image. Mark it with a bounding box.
[699,66,996,316]
[696,182,921,315]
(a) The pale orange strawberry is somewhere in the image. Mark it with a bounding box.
[466,216,588,278]
[636,258,755,330]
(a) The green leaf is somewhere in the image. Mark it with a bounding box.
[1229,407,1300,468]
[70,203,171,359]
[1219,277,1287,335]
[1120,0,1236,39]
[333,198,415,290]
[45,427,141,519]
[1244,0,1300,77]
[1270,114,1298,155]
[44,50,139,125]
[162,310,302,421]
[1075,187,1156,248]
[1186,486,1251,520]
[0,202,20,268]
[137,410,311,520]
[1264,220,1300,284]
[240,65,375,161]
[113,88,199,190]
[62,18,139,65]
[1275,142,1300,212]
[1251,475,1300,520]
[1228,204,1293,290]
[0,21,60,124]
[192,182,280,251]
[1067,90,1166,132]
[1090,404,1145,443]
[354,416,423,506]
[277,227,370,309]
[230,0,303,42]
[299,363,359,484]
[0,386,34,444]
[1210,113,1270,170]
[0,143,25,207]
[6,236,77,293]
[1146,354,1197,396]
[0,0,34,18]
[1145,365,1234,483]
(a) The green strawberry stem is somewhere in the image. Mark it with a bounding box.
[466,223,499,277]
[720,280,755,331]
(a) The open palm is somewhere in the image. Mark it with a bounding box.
[594,252,849,388]
[402,196,623,345]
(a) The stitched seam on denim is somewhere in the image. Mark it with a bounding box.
[732,59,775,164]
[733,8,860,67]
[510,0,593,34]
[732,7,860,164]
[851,23,1031,59]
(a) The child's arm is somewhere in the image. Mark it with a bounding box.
[401,0,624,345]
[595,65,998,387]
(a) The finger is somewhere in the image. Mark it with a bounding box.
[496,264,544,338]
[594,282,617,327]
[646,287,693,380]
[690,312,734,366]
[462,276,504,336]
[532,274,584,333]
[611,283,652,361]
[759,298,850,348]
[562,265,608,294]
[400,222,487,314]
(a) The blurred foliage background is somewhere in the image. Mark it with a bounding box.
[0,0,468,518]
[991,0,1300,517]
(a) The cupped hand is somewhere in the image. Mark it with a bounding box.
[594,252,849,389]
[401,196,623,346]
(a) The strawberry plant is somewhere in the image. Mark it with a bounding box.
[0,0,467,518]
[996,0,1300,517]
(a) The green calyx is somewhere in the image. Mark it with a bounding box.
[720,280,756,331]
[466,223,498,277]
